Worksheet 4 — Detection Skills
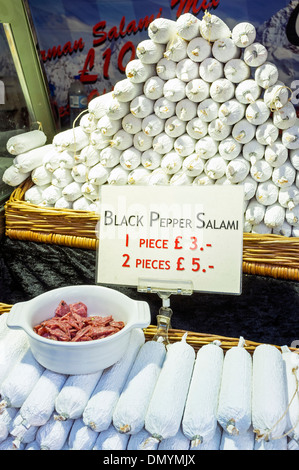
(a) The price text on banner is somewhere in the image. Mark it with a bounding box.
[97,185,244,294]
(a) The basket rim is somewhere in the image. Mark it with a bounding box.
[0,303,297,354]
[7,178,299,243]
[4,179,299,278]
[5,178,100,221]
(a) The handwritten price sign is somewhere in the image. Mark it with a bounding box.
[97,185,244,294]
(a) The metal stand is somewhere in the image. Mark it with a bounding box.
[138,278,193,345]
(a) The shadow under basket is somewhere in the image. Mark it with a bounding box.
[4,178,299,281]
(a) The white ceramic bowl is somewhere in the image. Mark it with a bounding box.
[6,285,151,375]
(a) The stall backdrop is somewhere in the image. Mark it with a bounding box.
[26,0,299,126]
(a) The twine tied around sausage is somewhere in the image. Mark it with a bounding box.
[36,121,44,132]
[163,31,188,60]
[71,108,91,184]
[200,10,213,45]
[72,108,89,157]
[253,364,299,442]
[269,85,294,113]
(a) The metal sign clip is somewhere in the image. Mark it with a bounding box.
[137,278,193,345]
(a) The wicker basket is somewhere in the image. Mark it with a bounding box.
[0,303,297,354]
[5,178,99,250]
[0,303,13,315]
[143,325,299,354]
[4,178,299,281]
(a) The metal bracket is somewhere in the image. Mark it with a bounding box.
[137,278,193,345]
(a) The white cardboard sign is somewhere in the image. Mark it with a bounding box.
[96,185,244,294]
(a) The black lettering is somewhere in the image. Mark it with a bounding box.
[227,220,238,230]
[120,215,128,226]
[128,215,136,226]
[104,210,113,225]
[136,215,144,226]
[150,211,160,226]
[196,212,205,228]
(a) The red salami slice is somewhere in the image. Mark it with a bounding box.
[85,315,113,326]
[91,325,119,338]
[69,302,88,317]
[55,300,70,317]
[34,300,125,342]
[109,320,125,329]
[71,325,93,342]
